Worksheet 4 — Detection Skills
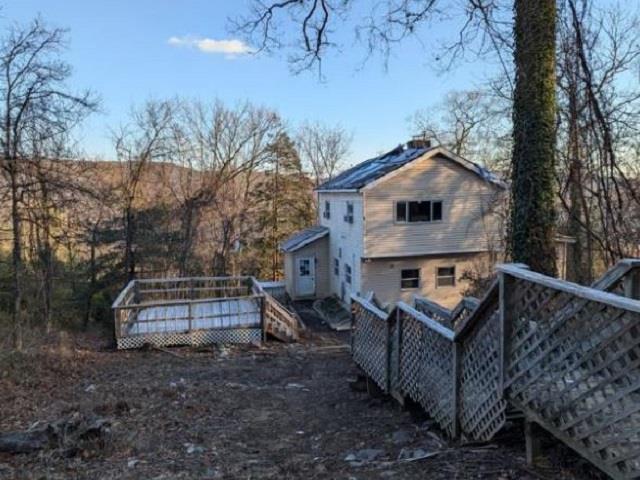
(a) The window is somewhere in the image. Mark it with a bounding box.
[345,264,352,284]
[436,266,456,288]
[395,200,443,223]
[401,269,420,289]
[344,201,354,223]
[334,258,339,276]
[323,200,331,219]
[338,247,342,258]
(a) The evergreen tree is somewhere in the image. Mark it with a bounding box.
[254,133,315,279]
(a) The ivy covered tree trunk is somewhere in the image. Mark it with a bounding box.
[510,0,558,276]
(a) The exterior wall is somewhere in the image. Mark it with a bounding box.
[318,191,364,301]
[283,236,331,300]
[361,252,493,309]
[363,154,503,258]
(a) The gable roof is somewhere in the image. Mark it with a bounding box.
[316,144,506,192]
[280,225,329,253]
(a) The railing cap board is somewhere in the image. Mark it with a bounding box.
[112,280,136,309]
[497,263,640,314]
[351,294,389,321]
[397,301,455,341]
[135,276,253,284]
[113,294,263,310]
[413,295,453,319]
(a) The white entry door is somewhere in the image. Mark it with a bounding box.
[296,257,315,296]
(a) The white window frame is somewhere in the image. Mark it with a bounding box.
[323,200,331,219]
[344,201,354,224]
[395,200,444,224]
[436,266,456,288]
[345,264,352,284]
[400,268,421,290]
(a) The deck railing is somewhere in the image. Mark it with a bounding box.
[499,264,640,479]
[352,259,640,478]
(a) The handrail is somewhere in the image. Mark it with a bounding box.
[413,295,453,320]
[397,301,455,340]
[351,294,388,320]
[113,294,263,310]
[497,264,640,314]
[135,275,253,284]
[112,280,136,308]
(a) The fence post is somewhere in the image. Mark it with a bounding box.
[452,340,461,439]
[260,295,267,342]
[498,268,517,393]
[623,269,640,300]
[188,302,193,333]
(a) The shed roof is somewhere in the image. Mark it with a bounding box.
[316,144,506,192]
[280,225,329,253]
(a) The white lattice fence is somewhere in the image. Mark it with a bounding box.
[499,264,640,480]
[351,296,392,392]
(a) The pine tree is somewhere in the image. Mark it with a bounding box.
[254,133,315,280]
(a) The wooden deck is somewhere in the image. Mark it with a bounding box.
[351,259,640,479]
[112,277,299,349]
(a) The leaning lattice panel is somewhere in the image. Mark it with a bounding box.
[500,265,640,480]
[458,309,507,442]
[416,315,457,437]
[351,296,392,392]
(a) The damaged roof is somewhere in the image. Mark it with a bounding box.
[316,144,506,192]
[280,225,329,253]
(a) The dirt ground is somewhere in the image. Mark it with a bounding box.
[0,310,607,479]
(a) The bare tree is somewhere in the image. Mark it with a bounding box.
[410,89,511,171]
[160,99,281,276]
[113,100,173,283]
[296,121,351,187]
[0,18,97,348]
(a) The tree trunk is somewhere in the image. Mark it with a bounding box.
[10,167,23,350]
[510,0,558,275]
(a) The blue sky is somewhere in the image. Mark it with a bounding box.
[4,0,499,165]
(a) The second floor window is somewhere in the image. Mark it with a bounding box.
[323,200,331,219]
[396,200,443,223]
[334,258,339,276]
[344,201,354,224]
[345,264,352,284]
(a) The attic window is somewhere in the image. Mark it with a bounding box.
[396,200,443,223]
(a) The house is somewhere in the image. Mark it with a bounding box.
[281,139,507,308]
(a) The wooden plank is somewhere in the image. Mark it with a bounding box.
[397,302,455,340]
[497,264,640,314]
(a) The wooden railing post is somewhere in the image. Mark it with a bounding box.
[498,269,517,393]
[623,269,640,300]
[188,301,193,333]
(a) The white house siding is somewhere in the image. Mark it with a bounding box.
[318,191,364,302]
[283,236,331,300]
[361,252,493,308]
[363,154,503,258]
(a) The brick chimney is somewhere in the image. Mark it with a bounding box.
[406,134,431,150]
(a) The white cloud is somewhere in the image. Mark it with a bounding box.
[168,36,253,58]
